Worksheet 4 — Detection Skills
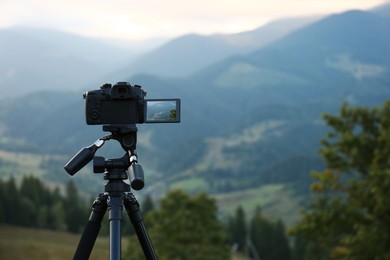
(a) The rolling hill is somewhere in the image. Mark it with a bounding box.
[0,27,146,98]
[111,16,320,78]
[0,7,389,223]
[0,16,320,99]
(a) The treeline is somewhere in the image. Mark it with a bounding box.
[227,205,299,260]
[0,176,88,233]
[125,190,299,260]
[0,175,297,259]
[1,100,388,259]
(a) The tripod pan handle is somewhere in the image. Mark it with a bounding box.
[64,144,98,175]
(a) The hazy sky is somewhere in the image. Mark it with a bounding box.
[0,0,388,41]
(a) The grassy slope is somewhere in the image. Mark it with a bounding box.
[0,225,112,260]
[0,149,305,227]
[216,184,304,226]
[169,177,304,226]
[0,150,46,177]
[0,225,251,260]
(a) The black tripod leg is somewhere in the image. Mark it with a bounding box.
[74,193,108,260]
[124,193,158,260]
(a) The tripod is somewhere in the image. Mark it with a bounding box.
[64,125,158,260]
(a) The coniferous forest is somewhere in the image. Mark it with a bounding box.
[0,177,87,233]
[0,176,294,259]
[1,100,389,259]
[1,3,390,259]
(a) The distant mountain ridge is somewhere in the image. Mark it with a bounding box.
[1,3,388,99]
[112,16,321,78]
[1,8,388,172]
[371,2,390,17]
[0,27,139,98]
[0,6,389,224]
[0,16,320,98]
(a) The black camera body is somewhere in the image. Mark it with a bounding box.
[84,82,146,125]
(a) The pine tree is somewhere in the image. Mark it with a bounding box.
[249,206,290,260]
[48,200,67,230]
[289,101,390,259]
[19,175,49,227]
[0,180,5,222]
[228,205,247,253]
[125,190,230,259]
[141,194,155,217]
[63,180,86,233]
[2,177,22,225]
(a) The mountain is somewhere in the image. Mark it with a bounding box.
[111,16,321,78]
[0,27,144,98]
[0,17,318,99]
[193,10,390,106]
[370,2,390,18]
[0,8,389,223]
[2,8,388,169]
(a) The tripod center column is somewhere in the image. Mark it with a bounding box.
[108,194,124,260]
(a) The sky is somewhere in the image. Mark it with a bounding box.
[0,0,388,41]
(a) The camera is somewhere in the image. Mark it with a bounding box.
[84,82,180,125]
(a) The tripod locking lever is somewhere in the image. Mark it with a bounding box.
[64,138,107,176]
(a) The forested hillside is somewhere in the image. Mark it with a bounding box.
[0,7,389,225]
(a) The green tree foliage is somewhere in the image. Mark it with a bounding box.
[125,189,230,260]
[63,180,87,233]
[0,177,21,225]
[289,101,390,259]
[249,206,290,260]
[0,176,87,233]
[141,193,155,217]
[226,205,291,260]
[228,205,247,252]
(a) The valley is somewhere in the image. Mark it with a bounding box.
[0,5,389,230]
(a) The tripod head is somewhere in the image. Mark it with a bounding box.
[65,83,178,260]
[64,124,145,190]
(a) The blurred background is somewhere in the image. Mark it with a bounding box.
[0,1,389,259]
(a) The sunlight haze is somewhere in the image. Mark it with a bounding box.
[0,0,388,40]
